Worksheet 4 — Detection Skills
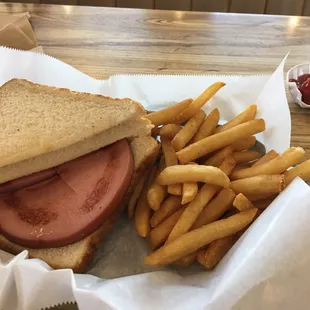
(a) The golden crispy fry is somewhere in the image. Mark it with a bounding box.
[230,175,285,197]
[134,167,157,237]
[159,124,182,140]
[284,159,310,185]
[167,184,182,195]
[251,150,279,167]
[166,184,218,243]
[161,137,178,167]
[181,162,199,205]
[157,165,230,188]
[149,207,186,250]
[173,252,197,268]
[147,156,167,211]
[182,181,198,205]
[197,235,238,270]
[232,150,263,164]
[171,109,206,151]
[176,119,266,164]
[231,147,305,180]
[254,195,277,209]
[246,193,277,202]
[191,108,220,143]
[128,174,147,218]
[231,136,256,152]
[215,105,257,134]
[161,137,182,195]
[232,163,253,173]
[204,145,233,167]
[166,159,235,243]
[150,196,183,228]
[233,193,255,211]
[147,183,167,211]
[192,188,236,229]
[174,82,225,124]
[219,154,237,176]
[145,99,193,126]
[144,208,258,266]
[147,181,167,211]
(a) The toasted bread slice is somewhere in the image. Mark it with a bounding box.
[0,136,159,272]
[0,118,152,184]
[0,79,151,169]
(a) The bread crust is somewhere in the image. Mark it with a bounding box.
[0,79,150,168]
[0,136,159,272]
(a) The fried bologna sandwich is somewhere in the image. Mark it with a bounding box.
[0,79,159,272]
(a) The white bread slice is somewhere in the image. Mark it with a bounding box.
[0,118,152,184]
[0,136,159,272]
[0,79,151,169]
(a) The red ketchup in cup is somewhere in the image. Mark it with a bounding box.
[290,74,310,105]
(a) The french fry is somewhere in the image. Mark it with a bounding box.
[230,175,285,197]
[215,105,257,134]
[204,145,233,167]
[173,252,197,268]
[166,159,235,243]
[167,184,182,195]
[144,208,258,266]
[147,156,166,211]
[191,108,220,143]
[232,150,263,164]
[181,162,199,204]
[284,159,310,185]
[171,109,206,151]
[233,193,255,211]
[254,195,277,209]
[174,82,225,124]
[246,193,277,202]
[157,165,230,188]
[219,154,237,176]
[176,119,266,164]
[161,137,182,195]
[231,136,256,152]
[147,183,167,211]
[134,167,157,237]
[231,147,305,180]
[161,137,178,167]
[128,174,147,218]
[182,181,198,205]
[147,163,167,212]
[159,124,182,140]
[197,234,238,270]
[150,196,183,227]
[149,207,186,250]
[251,150,279,167]
[166,183,218,243]
[232,163,253,173]
[145,98,193,126]
[192,188,236,229]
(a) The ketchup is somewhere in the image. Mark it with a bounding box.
[290,74,310,105]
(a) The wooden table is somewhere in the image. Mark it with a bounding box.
[0,4,309,309]
[1,3,310,159]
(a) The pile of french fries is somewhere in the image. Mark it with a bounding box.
[128,81,310,270]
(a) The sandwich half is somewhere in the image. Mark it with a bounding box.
[0,79,158,272]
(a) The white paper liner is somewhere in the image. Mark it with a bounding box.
[0,47,299,310]
[287,63,310,108]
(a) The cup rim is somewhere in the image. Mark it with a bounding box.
[286,62,310,83]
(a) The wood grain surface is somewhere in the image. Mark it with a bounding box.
[0,3,309,160]
[3,0,310,16]
[0,4,310,309]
